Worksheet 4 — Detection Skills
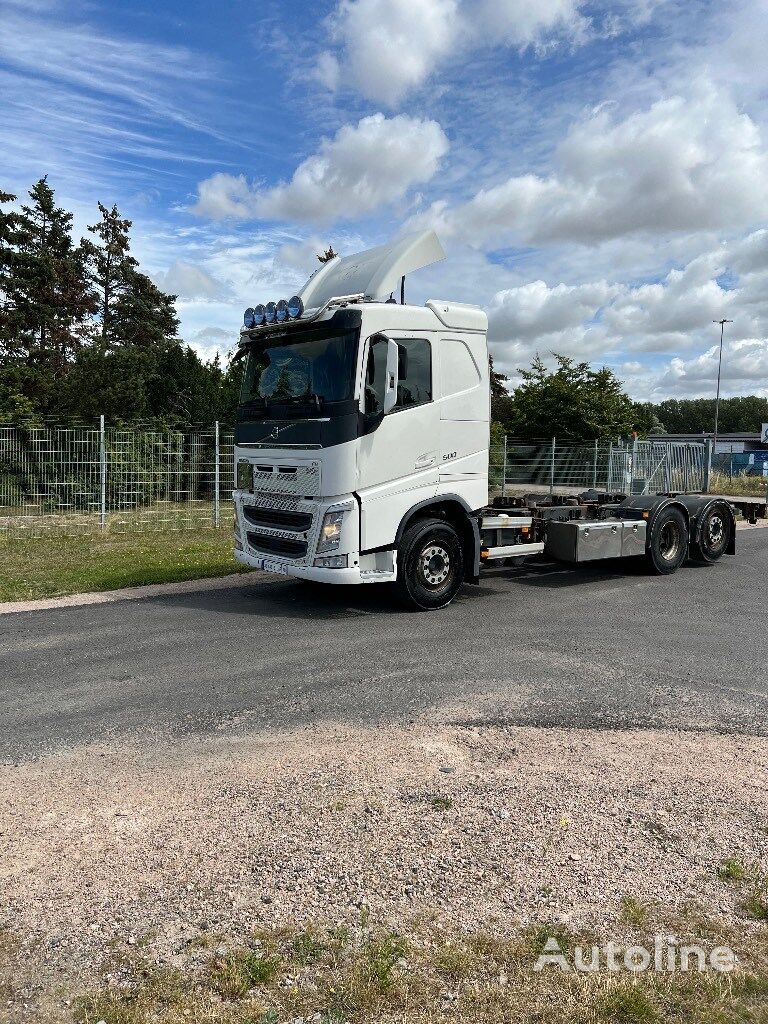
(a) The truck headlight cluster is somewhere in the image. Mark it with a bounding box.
[244,295,304,329]
[317,510,346,553]
[236,459,253,490]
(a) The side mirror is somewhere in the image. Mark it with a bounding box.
[383,338,399,414]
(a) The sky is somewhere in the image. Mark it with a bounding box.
[2,0,768,401]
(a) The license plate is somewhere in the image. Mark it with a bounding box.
[252,557,288,575]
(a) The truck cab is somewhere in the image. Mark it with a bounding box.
[233,231,489,607]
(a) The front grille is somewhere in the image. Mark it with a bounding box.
[247,531,308,560]
[243,506,312,532]
[250,460,321,498]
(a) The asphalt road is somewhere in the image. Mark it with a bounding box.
[2,530,767,761]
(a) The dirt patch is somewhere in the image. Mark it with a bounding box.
[1,699,767,1016]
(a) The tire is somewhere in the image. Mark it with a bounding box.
[690,502,731,563]
[646,506,689,575]
[395,517,465,610]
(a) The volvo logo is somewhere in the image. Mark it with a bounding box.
[265,422,295,441]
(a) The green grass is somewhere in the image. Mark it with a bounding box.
[715,861,768,920]
[0,528,249,602]
[741,889,768,921]
[718,859,747,883]
[430,795,454,811]
[709,471,768,499]
[207,948,282,999]
[620,896,650,929]
[68,916,768,1024]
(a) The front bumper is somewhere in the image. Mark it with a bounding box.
[234,545,371,584]
[234,488,382,584]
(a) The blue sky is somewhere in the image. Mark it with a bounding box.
[2,0,768,401]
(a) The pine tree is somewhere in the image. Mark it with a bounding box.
[4,178,95,371]
[111,268,179,349]
[0,190,24,355]
[82,201,137,344]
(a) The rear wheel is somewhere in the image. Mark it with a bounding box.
[646,506,688,575]
[690,502,731,563]
[395,517,464,610]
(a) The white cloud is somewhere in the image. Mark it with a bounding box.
[412,87,768,247]
[193,114,449,225]
[193,173,255,220]
[476,0,587,49]
[604,253,735,351]
[152,260,225,299]
[483,229,768,398]
[656,340,768,396]
[319,0,590,106]
[313,51,341,91]
[488,280,617,342]
[325,0,459,107]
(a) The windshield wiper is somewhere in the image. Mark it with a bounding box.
[274,393,325,412]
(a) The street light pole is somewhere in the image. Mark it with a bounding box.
[712,318,732,455]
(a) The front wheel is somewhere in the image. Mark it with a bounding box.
[395,517,464,610]
[646,506,689,575]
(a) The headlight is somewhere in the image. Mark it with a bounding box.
[317,509,346,553]
[265,301,277,324]
[276,299,289,323]
[244,307,255,329]
[237,459,252,490]
[253,304,266,327]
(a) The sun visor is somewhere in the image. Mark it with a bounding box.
[297,230,446,310]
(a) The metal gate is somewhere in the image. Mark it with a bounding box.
[607,441,706,495]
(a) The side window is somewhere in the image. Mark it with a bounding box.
[364,335,388,415]
[395,338,431,410]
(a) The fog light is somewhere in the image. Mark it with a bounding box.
[313,554,348,568]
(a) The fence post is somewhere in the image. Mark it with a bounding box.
[99,414,106,531]
[214,420,221,527]
[592,438,598,488]
[610,440,618,491]
[550,437,556,496]
[501,434,507,498]
[704,438,713,493]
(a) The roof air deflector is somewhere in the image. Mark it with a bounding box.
[297,230,446,310]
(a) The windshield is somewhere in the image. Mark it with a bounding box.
[239,324,360,414]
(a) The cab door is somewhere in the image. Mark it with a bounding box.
[357,333,440,551]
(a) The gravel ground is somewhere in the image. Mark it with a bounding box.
[3,695,766,1004]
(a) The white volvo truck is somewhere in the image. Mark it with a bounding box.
[232,231,734,609]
